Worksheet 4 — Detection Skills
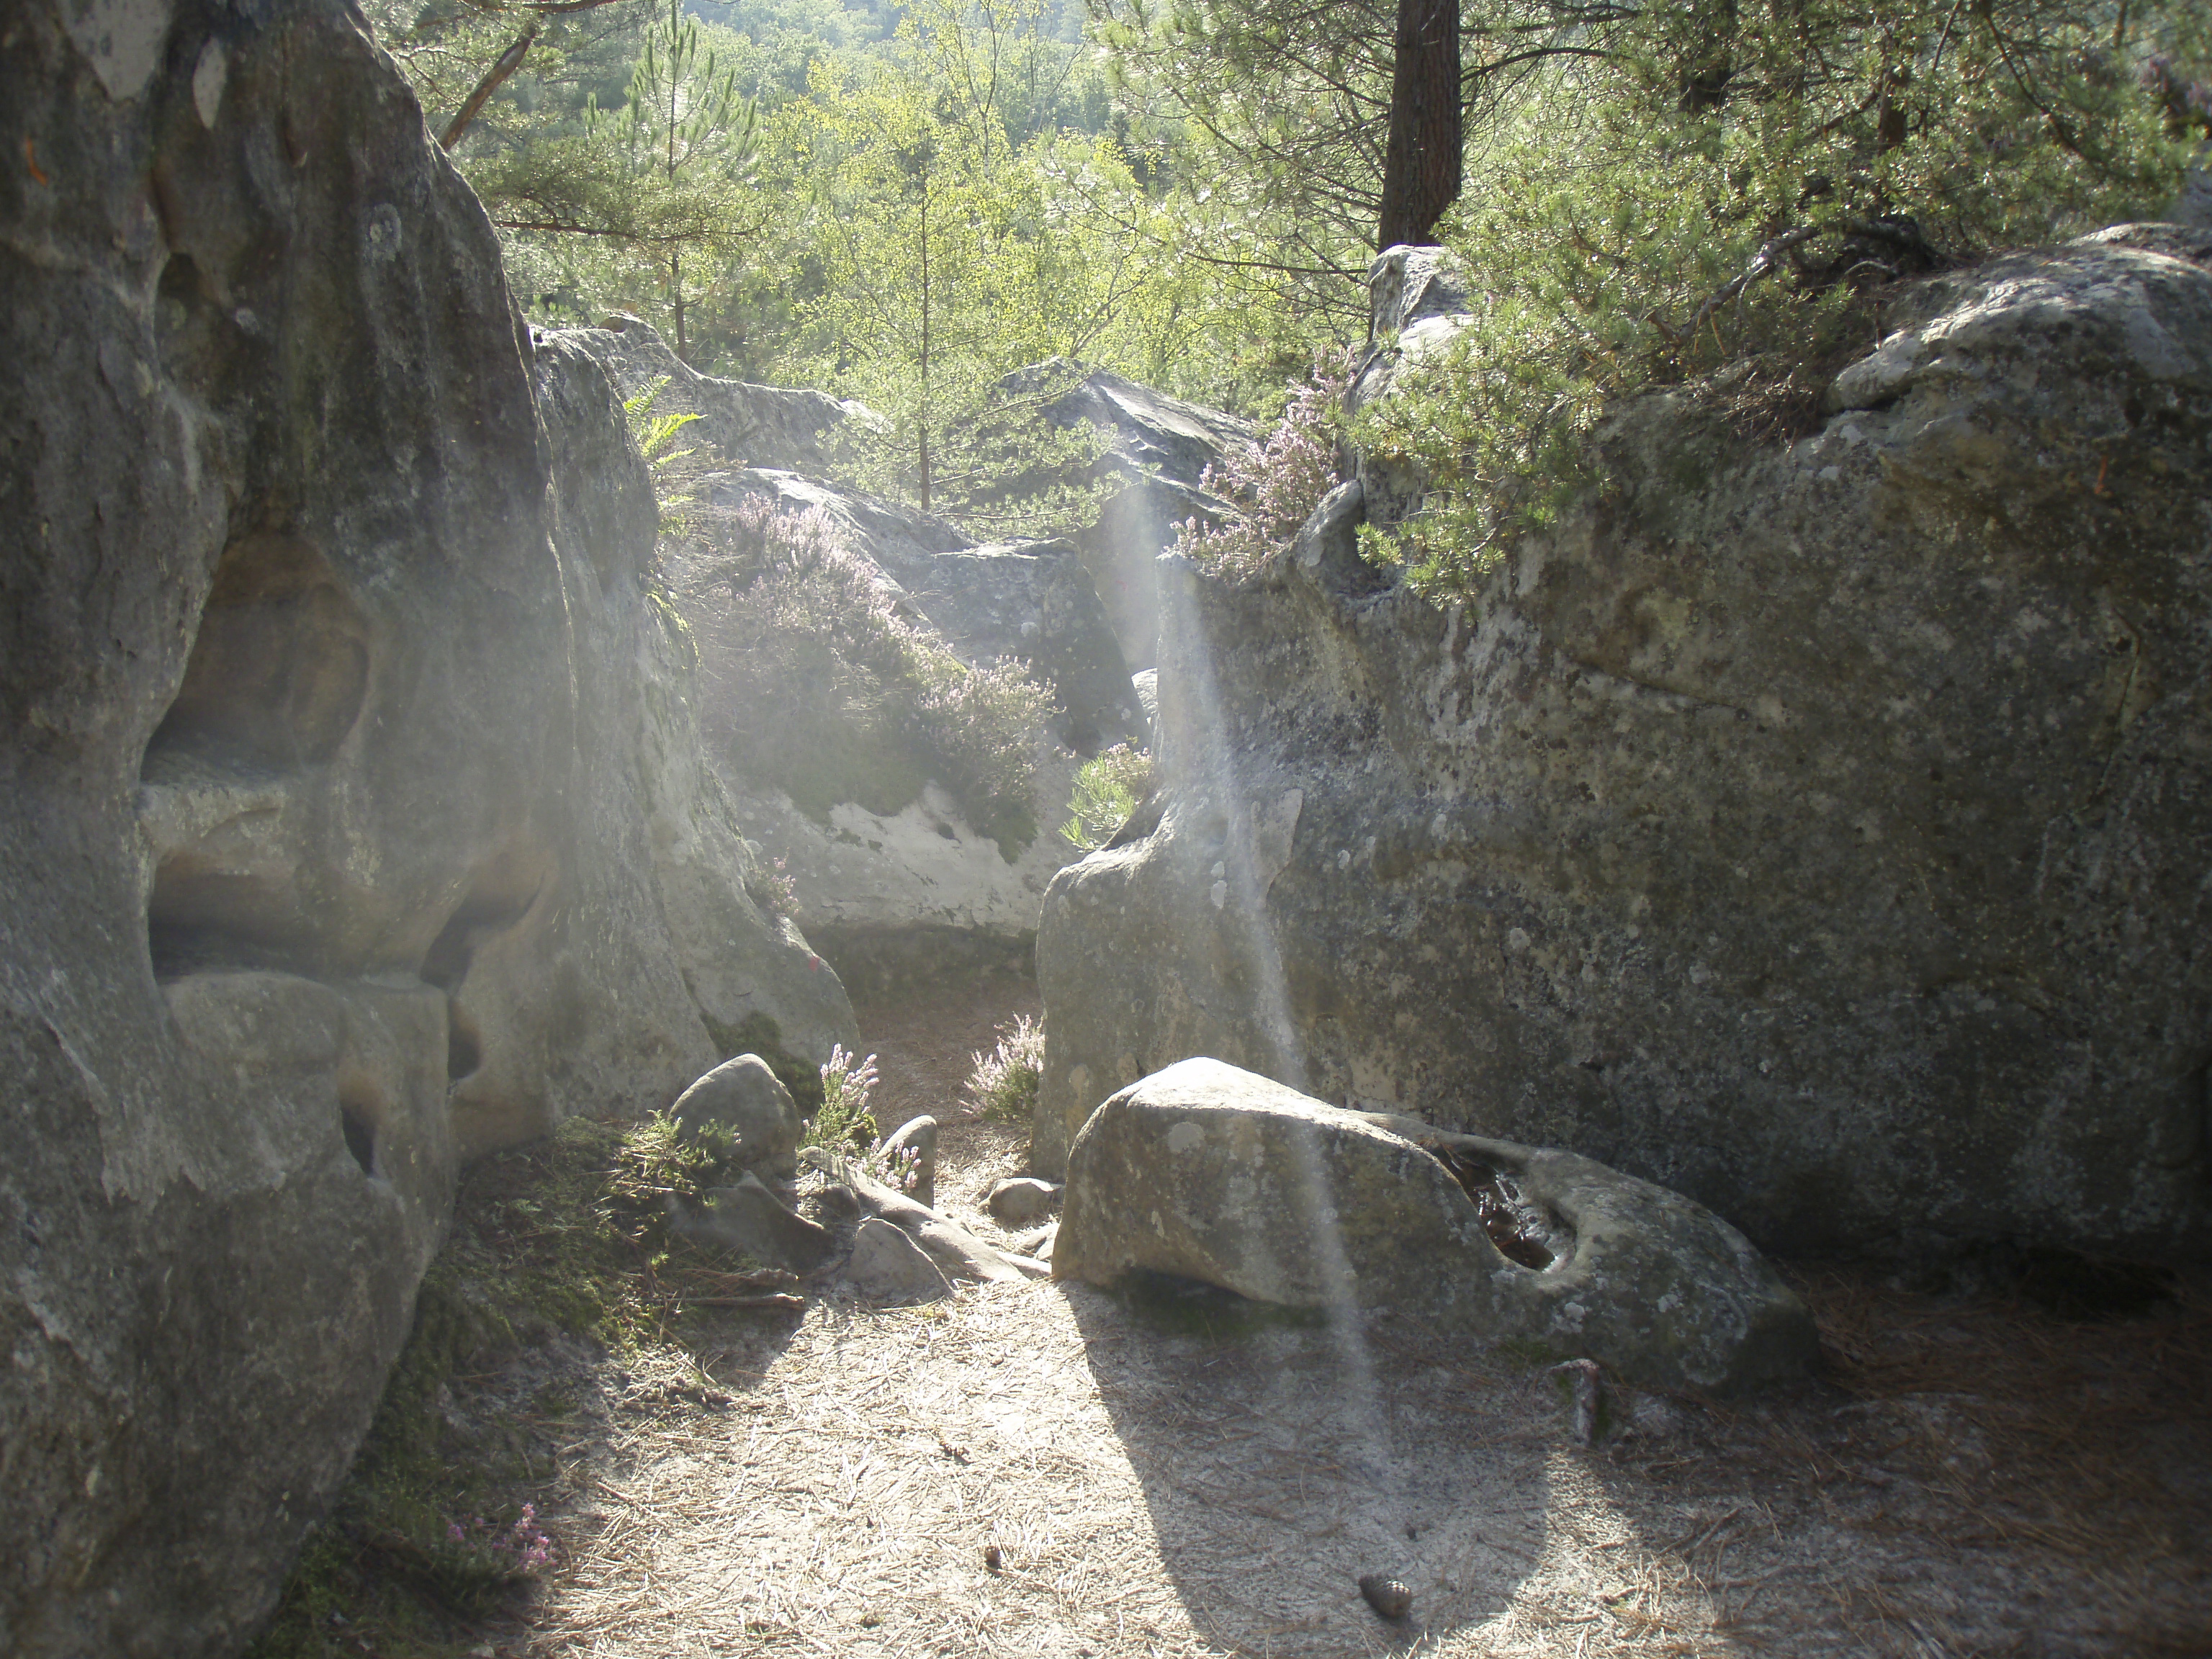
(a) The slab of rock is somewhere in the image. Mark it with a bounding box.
[877,1114,940,1209]
[1037,230,2212,1262]
[986,1177,1062,1228]
[563,314,873,477]
[1019,361,1257,671]
[675,1173,835,1272]
[848,1216,955,1303]
[666,468,1140,971]
[1053,1061,1816,1395]
[673,1055,804,1179]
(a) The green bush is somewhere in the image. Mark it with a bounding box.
[1060,743,1153,851]
[1351,1,2208,595]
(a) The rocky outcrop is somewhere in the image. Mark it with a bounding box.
[1036,228,2212,1263]
[564,313,874,476]
[1053,1060,1817,1395]
[1021,361,1256,670]
[0,4,850,1653]
[658,464,1147,986]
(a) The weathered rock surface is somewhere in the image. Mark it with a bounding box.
[1022,361,1257,670]
[674,1172,835,1271]
[673,1055,805,1179]
[1352,246,1475,531]
[564,313,874,476]
[847,1215,956,1302]
[986,1177,1062,1228]
[1053,1061,1815,1395]
[1038,230,2212,1262]
[876,1113,940,1209]
[0,4,851,1652]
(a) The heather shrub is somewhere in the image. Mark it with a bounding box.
[1173,348,1356,579]
[962,1014,1045,1123]
[807,1044,881,1154]
[691,495,1056,852]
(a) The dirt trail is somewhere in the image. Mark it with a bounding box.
[486,981,2211,1659]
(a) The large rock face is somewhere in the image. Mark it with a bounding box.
[1037,228,2212,1262]
[0,4,850,1653]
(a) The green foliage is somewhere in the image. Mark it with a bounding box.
[961,1012,1046,1121]
[693,496,1057,851]
[1059,743,1152,850]
[1346,0,2206,595]
[622,374,705,536]
[807,1043,881,1152]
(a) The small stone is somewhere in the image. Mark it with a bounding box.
[986,1177,1061,1228]
[1357,1575,1412,1621]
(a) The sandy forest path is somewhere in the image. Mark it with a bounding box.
[467,975,2209,1659]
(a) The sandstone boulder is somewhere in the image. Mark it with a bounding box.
[0,3,852,1650]
[986,1177,1062,1228]
[1019,360,1258,670]
[876,1113,940,1209]
[1053,1060,1815,1395]
[665,465,1143,987]
[1037,230,2212,1262]
[673,1172,835,1272]
[563,313,873,476]
[673,1055,805,1179]
[848,1216,956,1303]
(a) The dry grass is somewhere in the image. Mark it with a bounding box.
[408,980,2211,1659]
[851,979,1041,1143]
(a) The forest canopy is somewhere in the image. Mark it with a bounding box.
[367,0,2210,563]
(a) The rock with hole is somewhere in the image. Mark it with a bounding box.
[1052,1059,1816,1395]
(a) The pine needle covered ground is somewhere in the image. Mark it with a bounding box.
[256,978,2212,1658]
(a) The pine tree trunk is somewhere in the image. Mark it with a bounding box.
[1377,0,1461,249]
[917,188,932,513]
[672,251,688,364]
